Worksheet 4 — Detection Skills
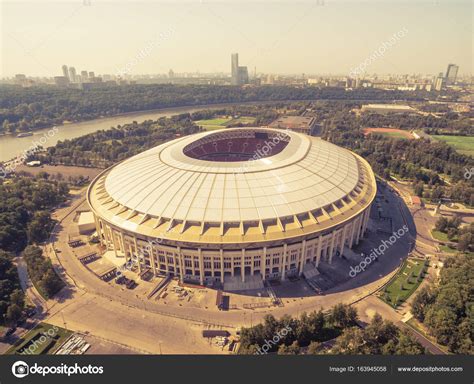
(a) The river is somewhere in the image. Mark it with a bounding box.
[0,102,251,163]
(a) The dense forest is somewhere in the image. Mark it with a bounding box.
[0,176,69,252]
[238,304,424,355]
[360,112,473,135]
[323,106,474,206]
[434,216,473,252]
[0,250,24,327]
[36,114,201,168]
[410,255,472,354]
[23,246,64,299]
[0,175,69,325]
[0,84,432,133]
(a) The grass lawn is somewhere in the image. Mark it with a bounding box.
[431,230,450,242]
[439,244,457,254]
[196,118,232,126]
[195,116,255,131]
[380,258,428,308]
[195,117,232,131]
[226,116,256,126]
[6,323,72,355]
[378,131,410,140]
[431,135,474,157]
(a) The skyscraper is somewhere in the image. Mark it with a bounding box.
[231,53,249,85]
[62,65,70,82]
[434,72,445,91]
[81,70,89,81]
[231,53,239,85]
[445,64,459,85]
[69,67,77,83]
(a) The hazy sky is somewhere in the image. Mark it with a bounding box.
[1,0,472,77]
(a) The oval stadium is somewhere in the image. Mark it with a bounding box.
[87,128,377,287]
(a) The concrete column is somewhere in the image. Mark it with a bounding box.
[328,232,336,264]
[191,255,196,277]
[220,249,224,283]
[299,240,306,275]
[210,253,215,278]
[101,220,107,247]
[132,236,138,264]
[105,223,111,248]
[339,226,347,255]
[93,215,101,245]
[149,240,157,276]
[241,249,245,283]
[316,236,322,267]
[163,246,169,274]
[101,221,107,247]
[111,229,119,257]
[349,220,356,248]
[231,255,235,277]
[172,249,178,276]
[355,216,362,245]
[119,232,126,256]
[198,248,204,285]
[133,236,142,273]
[177,246,184,282]
[262,247,267,281]
[281,244,288,281]
[362,208,370,233]
[250,253,255,276]
[269,247,274,277]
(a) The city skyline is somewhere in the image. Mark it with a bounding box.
[1,0,472,77]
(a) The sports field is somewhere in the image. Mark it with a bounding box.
[195,118,232,131]
[363,128,413,140]
[431,135,474,156]
[195,116,256,131]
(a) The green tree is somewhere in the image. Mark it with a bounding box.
[5,304,22,326]
[411,286,436,322]
[307,341,321,355]
[278,341,300,355]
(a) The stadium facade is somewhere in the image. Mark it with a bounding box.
[87,128,376,284]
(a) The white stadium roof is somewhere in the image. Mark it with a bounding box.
[102,128,362,225]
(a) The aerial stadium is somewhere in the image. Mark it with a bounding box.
[87,127,377,287]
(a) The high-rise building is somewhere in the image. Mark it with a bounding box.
[62,65,70,82]
[88,71,95,78]
[238,66,249,84]
[434,72,445,91]
[81,70,89,81]
[445,64,459,85]
[230,53,249,85]
[69,67,77,83]
[231,53,239,85]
